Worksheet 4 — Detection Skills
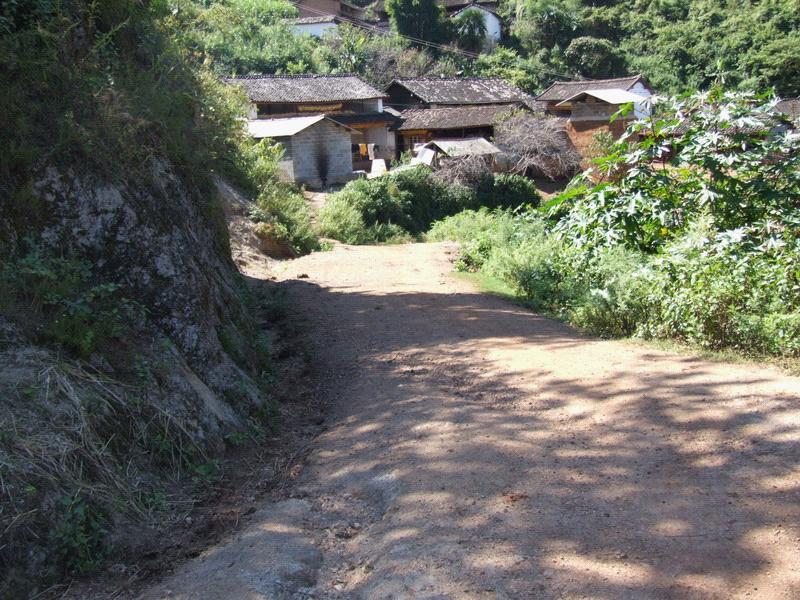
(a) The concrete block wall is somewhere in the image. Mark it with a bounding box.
[290,121,353,187]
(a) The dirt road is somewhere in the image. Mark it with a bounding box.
[143,242,800,600]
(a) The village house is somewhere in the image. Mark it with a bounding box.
[535,75,654,155]
[449,3,502,44]
[286,14,344,37]
[295,0,364,20]
[385,77,537,155]
[536,75,653,118]
[247,116,357,187]
[364,0,500,43]
[225,74,398,185]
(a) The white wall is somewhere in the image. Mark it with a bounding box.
[630,82,653,118]
[455,8,501,43]
[292,21,338,37]
[482,11,501,42]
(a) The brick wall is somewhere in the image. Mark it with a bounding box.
[566,119,629,158]
[290,121,353,188]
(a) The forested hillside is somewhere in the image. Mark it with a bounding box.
[166,0,800,95]
[501,0,800,95]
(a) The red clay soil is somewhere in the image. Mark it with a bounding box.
[139,242,800,600]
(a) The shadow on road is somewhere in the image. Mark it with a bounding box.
[244,275,800,599]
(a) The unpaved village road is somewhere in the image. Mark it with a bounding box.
[143,242,800,600]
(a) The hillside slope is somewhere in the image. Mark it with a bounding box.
[0,2,280,595]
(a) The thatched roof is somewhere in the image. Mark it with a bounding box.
[494,114,582,180]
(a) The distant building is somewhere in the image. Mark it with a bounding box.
[536,75,653,118]
[225,74,398,185]
[295,0,364,19]
[247,116,358,187]
[286,15,343,37]
[385,77,537,154]
[450,3,502,44]
[535,75,654,155]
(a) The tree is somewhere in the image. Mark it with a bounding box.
[511,0,581,51]
[563,36,626,79]
[453,9,487,52]
[384,0,451,45]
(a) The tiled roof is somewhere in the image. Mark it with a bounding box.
[536,75,650,102]
[388,77,536,106]
[396,103,523,131]
[328,112,400,126]
[225,75,384,103]
[451,3,498,17]
[424,138,501,157]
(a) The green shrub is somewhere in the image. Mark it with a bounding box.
[389,168,477,233]
[331,177,410,230]
[317,195,370,243]
[0,245,141,357]
[428,208,516,244]
[50,494,108,575]
[320,167,480,243]
[481,173,541,210]
[251,190,318,255]
[239,139,319,255]
[428,89,800,359]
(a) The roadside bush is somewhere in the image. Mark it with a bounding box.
[317,194,413,244]
[240,139,319,255]
[637,220,800,354]
[428,91,800,358]
[318,195,370,244]
[250,190,318,255]
[319,167,478,243]
[481,173,541,210]
[392,168,478,233]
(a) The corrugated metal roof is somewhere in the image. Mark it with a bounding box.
[247,116,358,138]
[225,75,384,103]
[396,103,523,131]
[556,88,646,106]
[424,138,500,157]
[387,77,535,106]
[536,75,649,102]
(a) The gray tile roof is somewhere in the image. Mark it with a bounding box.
[396,103,524,131]
[536,75,650,102]
[225,75,385,103]
[388,77,535,106]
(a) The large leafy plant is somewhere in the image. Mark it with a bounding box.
[554,91,800,253]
